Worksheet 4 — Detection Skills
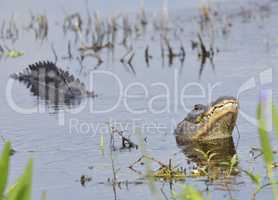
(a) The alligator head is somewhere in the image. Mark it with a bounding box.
[175,96,239,142]
[11,61,96,105]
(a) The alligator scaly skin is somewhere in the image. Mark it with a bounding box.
[11,61,96,105]
[175,96,239,141]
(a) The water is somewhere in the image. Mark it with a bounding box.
[0,0,278,199]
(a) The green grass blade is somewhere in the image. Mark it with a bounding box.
[0,142,11,199]
[257,101,278,200]
[257,103,273,169]
[177,185,204,200]
[243,170,261,189]
[40,191,47,200]
[7,159,33,200]
[272,103,278,140]
[4,50,24,58]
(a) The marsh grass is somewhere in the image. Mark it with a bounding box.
[99,133,105,155]
[0,15,19,43]
[129,155,186,181]
[0,142,33,200]
[0,45,24,59]
[272,103,278,140]
[257,99,278,200]
[172,185,205,200]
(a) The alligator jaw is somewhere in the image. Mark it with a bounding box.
[193,97,239,140]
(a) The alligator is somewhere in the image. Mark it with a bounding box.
[175,96,239,142]
[11,61,96,105]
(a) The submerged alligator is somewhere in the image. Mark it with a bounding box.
[11,61,96,105]
[175,96,239,142]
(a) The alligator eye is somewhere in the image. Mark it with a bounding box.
[194,104,201,111]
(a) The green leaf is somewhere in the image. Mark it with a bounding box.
[257,103,273,170]
[4,50,24,58]
[258,99,278,200]
[178,185,204,200]
[99,133,105,154]
[228,154,238,176]
[0,142,10,199]
[40,191,47,200]
[272,103,278,141]
[243,170,261,189]
[230,154,238,167]
[7,159,33,200]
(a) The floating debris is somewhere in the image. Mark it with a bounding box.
[129,155,186,181]
[109,126,138,151]
[0,45,24,59]
[80,175,92,186]
[5,50,24,58]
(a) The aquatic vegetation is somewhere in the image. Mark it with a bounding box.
[63,13,82,34]
[26,13,48,41]
[172,185,204,200]
[240,94,278,199]
[40,192,47,200]
[152,166,186,181]
[255,96,278,200]
[4,50,24,58]
[0,45,24,59]
[162,36,186,66]
[144,45,152,66]
[0,136,16,156]
[0,15,19,42]
[195,33,216,79]
[272,103,278,140]
[129,155,186,181]
[243,170,261,190]
[0,142,33,200]
[120,48,136,72]
[108,126,138,151]
[99,133,105,155]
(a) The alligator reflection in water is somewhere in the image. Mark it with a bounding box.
[11,61,96,106]
[176,137,238,178]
